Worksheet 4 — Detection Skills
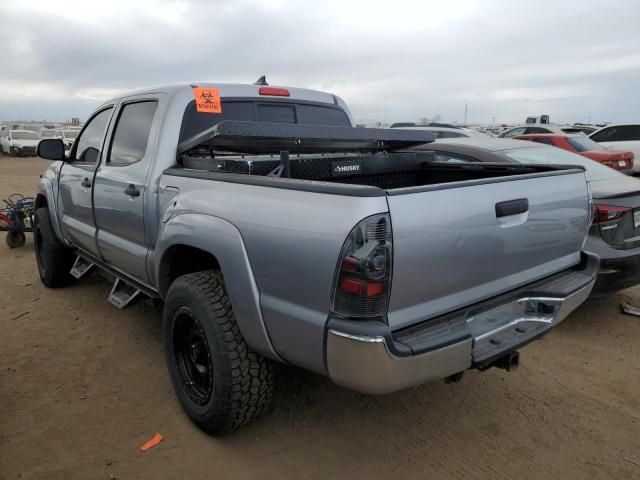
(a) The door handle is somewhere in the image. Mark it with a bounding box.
[495,198,529,218]
[81,178,92,188]
[124,184,140,197]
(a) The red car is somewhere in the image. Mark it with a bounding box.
[514,133,634,172]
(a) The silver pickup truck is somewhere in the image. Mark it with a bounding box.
[34,82,598,435]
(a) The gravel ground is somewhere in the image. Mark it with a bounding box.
[1,155,639,480]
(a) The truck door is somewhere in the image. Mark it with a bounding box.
[57,107,114,255]
[92,98,159,284]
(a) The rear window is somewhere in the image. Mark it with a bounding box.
[179,100,351,142]
[297,105,350,127]
[502,146,619,182]
[566,136,605,152]
[257,104,296,123]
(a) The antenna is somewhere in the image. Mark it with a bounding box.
[254,76,268,86]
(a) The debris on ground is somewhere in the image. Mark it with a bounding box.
[140,433,163,452]
[621,302,640,317]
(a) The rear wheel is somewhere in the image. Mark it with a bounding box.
[163,270,275,435]
[34,207,75,287]
[5,231,25,248]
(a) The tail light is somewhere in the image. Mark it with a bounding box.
[332,214,392,318]
[593,204,631,223]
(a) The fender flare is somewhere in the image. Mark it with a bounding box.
[35,179,68,246]
[154,213,281,362]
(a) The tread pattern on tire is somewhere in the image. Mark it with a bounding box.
[168,271,275,434]
[35,207,75,287]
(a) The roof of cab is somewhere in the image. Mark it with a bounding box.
[105,83,341,106]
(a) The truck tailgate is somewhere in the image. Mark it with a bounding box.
[386,170,591,329]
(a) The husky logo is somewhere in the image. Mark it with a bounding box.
[331,160,362,177]
[335,164,360,173]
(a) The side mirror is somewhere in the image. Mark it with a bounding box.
[37,139,66,161]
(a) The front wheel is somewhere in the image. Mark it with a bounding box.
[163,270,275,435]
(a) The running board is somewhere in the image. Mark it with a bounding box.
[70,255,94,279]
[108,278,141,309]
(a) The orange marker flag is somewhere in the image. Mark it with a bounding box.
[193,87,222,113]
[140,433,163,452]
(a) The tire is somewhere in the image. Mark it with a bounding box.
[5,231,26,248]
[34,207,75,287]
[163,270,275,435]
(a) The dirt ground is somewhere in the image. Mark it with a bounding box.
[0,155,639,480]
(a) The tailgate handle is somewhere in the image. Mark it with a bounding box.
[495,198,529,218]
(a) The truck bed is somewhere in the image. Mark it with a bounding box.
[167,120,592,335]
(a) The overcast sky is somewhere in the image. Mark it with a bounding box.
[1,0,639,125]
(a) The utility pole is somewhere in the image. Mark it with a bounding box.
[464,102,468,125]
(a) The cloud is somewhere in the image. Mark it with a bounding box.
[1,0,639,124]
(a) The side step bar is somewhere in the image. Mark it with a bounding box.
[70,255,94,279]
[108,278,141,309]
[69,251,160,309]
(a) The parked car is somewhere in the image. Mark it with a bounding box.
[40,129,62,140]
[500,124,583,138]
[417,138,640,298]
[590,124,640,174]
[514,133,634,172]
[34,82,596,435]
[61,129,79,151]
[0,129,40,156]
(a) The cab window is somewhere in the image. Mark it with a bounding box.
[74,108,113,164]
[108,101,158,166]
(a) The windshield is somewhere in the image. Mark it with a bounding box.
[64,130,79,139]
[566,136,605,152]
[11,131,40,140]
[40,130,57,138]
[503,146,620,182]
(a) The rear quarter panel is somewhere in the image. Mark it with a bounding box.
[156,175,388,374]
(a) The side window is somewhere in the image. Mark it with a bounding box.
[74,108,113,163]
[590,126,638,143]
[531,138,554,145]
[503,127,526,138]
[617,125,640,141]
[108,101,158,166]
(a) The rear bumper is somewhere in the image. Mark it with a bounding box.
[325,252,598,394]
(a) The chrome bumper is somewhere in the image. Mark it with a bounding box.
[326,258,596,395]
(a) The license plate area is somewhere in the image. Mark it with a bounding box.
[619,160,627,168]
[634,210,640,228]
[468,297,562,362]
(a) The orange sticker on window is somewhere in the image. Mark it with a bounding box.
[192,87,222,113]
